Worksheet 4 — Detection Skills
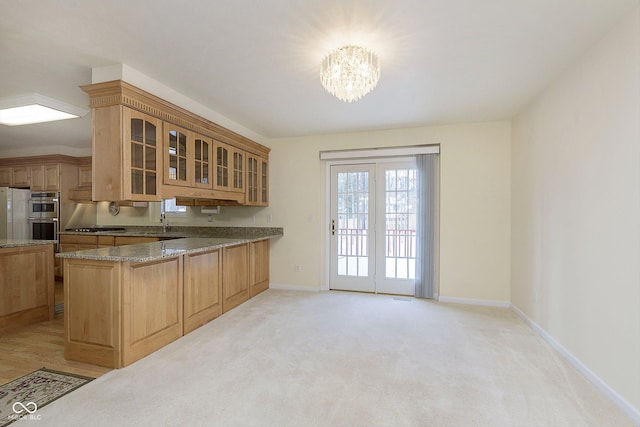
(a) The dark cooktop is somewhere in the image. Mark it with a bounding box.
[65,227,126,233]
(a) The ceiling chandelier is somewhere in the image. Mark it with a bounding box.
[320,45,381,103]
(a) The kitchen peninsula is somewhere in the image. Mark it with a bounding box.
[0,240,55,330]
[57,227,282,368]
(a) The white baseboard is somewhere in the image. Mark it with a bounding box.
[268,283,320,292]
[438,296,511,308]
[511,305,640,425]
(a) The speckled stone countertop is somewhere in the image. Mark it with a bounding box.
[0,239,57,248]
[60,226,283,239]
[57,228,283,263]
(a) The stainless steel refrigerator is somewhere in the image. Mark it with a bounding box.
[0,187,30,239]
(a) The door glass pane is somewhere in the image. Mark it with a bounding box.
[336,171,369,277]
[195,140,201,160]
[131,119,143,143]
[131,143,143,169]
[178,134,186,157]
[169,130,177,154]
[131,169,143,194]
[179,158,186,181]
[145,147,156,171]
[145,121,156,146]
[146,172,156,195]
[384,168,417,279]
[195,162,202,183]
[169,157,177,180]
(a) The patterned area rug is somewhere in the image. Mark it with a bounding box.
[0,368,93,427]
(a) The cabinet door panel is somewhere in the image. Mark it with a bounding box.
[260,158,269,205]
[184,249,221,333]
[123,109,162,201]
[44,164,60,190]
[164,124,191,187]
[193,135,213,189]
[0,167,12,186]
[13,167,31,188]
[222,244,249,312]
[250,240,270,297]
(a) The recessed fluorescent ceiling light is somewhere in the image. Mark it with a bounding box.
[0,93,88,126]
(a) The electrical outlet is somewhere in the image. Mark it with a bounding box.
[267,213,273,223]
[294,264,301,273]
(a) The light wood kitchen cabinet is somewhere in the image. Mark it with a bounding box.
[61,234,161,248]
[59,234,99,251]
[222,244,249,313]
[90,105,162,201]
[215,142,245,194]
[30,164,60,191]
[58,234,161,279]
[162,126,217,199]
[164,123,191,188]
[259,158,268,205]
[249,240,270,297]
[12,166,30,187]
[64,256,183,368]
[61,236,274,368]
[114,236,160,246]
[183,249,222,334]
[59,235,99,280]
[82,80,268,204]
[246,154,268,206]
[0,167,11,186]
[0,244,54,330]
[97,235,115,247]
[193,135,213,190]
[78,165,92,187]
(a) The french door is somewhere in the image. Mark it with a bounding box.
[329,161,418,295]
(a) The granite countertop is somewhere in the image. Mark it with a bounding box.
[57,229,282,263]
[60,226,283,239]
[0,239,57,249]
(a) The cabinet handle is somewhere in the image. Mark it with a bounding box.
[331,219,335,236]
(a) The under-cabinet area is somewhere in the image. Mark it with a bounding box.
[59,235,277,368]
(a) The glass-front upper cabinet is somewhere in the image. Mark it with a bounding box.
[260,157,268,205]
[125,109,162,200]
[246,153,268,206]
[164,124,190,187]
[246,155,259,205]
[232,149,244,193]
[215,142,245,194]
[194,135,213,189]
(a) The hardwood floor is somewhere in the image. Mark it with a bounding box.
[0,280,112,384]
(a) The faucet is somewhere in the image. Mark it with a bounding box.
[160,209,170,233]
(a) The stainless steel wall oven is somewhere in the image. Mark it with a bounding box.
[28,192,60,244]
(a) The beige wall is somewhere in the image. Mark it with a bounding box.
[511,7,640,411]
[96,121,512,303]
[266,121,511,302]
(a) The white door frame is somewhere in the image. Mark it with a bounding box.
[323,156,416,292]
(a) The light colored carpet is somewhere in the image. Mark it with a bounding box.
[19,290,633,426]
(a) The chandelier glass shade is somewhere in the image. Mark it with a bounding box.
[320,45,381,103]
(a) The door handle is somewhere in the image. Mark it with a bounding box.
[331,219,335,236]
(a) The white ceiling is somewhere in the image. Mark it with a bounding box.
[0,0,636,153]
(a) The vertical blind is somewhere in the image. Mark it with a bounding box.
[415,153,438,299]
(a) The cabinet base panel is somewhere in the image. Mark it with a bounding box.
[184,306,222,335]
[65,342,120,369]
[0,305,51,331]
[250,280,269,298]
